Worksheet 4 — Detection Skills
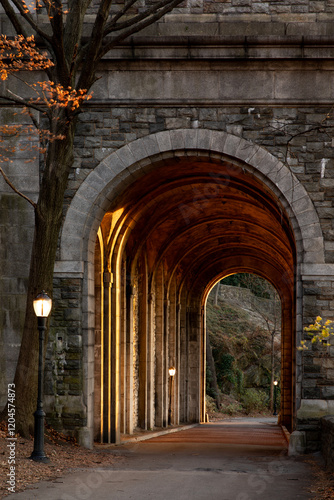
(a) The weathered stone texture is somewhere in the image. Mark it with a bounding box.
[66,103,334,248]
[321,416,334,470]
[0,194,35,408]
[3,3,334,447]
[44,278,84,432]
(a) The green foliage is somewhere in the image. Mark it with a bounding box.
[206,365,217,400]
[224,402,243,415]
[207,298,274,395]
[213,350,245,396]
[240,388,268,414]
[205,395,218,414]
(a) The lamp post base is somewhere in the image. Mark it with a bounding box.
[30,451,50,463]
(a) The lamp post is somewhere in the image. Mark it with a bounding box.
[273,380,278,416]
[30,291,52,463]
[168,367,176,425]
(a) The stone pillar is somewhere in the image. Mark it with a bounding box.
[120,261,126,435]
[110,274,121,444]
[163,299,170,427]
[138,255,148,429]
[94,239,103,442]
[147,291,155,429]
[187,305,201,423]
[200,304,206,423]
[281,306,294,431]
[175,301,181,425]
[179,297,188,422]
[168,282,177,425]
[125,278,134,434]
[102,270,112,443]
[155,265,165,428]
[297,265,334,451]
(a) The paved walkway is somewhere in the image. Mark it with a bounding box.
[8,418,315,500]
[147,418,288,446]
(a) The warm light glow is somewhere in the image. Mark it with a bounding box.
[169,367,176,377]
[33,291,52,318]
[273,380,278,386]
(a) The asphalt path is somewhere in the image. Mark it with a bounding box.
[7,417,315,500]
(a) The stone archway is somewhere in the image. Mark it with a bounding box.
[55,129,324,447]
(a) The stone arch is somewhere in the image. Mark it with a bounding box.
[54,129,323,447]
[58,129,323,267]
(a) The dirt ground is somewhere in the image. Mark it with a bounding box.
[0,421,334,500]
[0,423,121,499]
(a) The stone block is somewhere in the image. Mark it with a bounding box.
[170,129,186,150]
[297,399,328,419]
[288,430,306,456]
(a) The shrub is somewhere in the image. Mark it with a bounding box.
[223,402,243,415]
[240,388,268,414]
[205,395,218,414]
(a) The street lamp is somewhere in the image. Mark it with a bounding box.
[273,380,278,416]
[30,291,52,463]
[168,367,176,425]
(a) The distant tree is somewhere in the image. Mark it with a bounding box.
[0,0,184,437]
[207,274,281,411]
[240,274,281,411]
[222,273,271,299]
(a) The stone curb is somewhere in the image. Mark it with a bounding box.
[281,425,290,444]
[120,424,199,445]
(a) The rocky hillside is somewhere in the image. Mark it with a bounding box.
[206,279,281,414]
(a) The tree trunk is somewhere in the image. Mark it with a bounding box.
[9,128,75,437]
[214,282,220,306]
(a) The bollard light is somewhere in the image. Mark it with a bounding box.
[168,367,176,425]
[30,291,52,463]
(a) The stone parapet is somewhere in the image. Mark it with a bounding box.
[321,416,334,470]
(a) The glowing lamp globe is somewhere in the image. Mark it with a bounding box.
[33,291,52,318]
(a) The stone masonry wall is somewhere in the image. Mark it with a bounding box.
[321,415,334,470]
[85,0,334,37]
[2,4,334,440]
[86,0,334,17]
[0,109,39,410]
[63,101,334,439]
[69,103,334,250]
[44,278,86,434]
[3,99,334,435]
[3,2,334,39]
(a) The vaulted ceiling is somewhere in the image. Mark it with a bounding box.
[105,155,296,304]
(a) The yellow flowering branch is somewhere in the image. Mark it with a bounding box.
[298,316,333,350]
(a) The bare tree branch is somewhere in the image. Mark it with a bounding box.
[104,0,180,35]
[0,165,37,208]
[76,0,113,90]
[0,0,53,45]
[105,0,138,29]
[0,0,27,36]
[2,88,49,117]
[100,0,183,57]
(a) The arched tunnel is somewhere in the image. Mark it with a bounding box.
[93,153,296,443]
